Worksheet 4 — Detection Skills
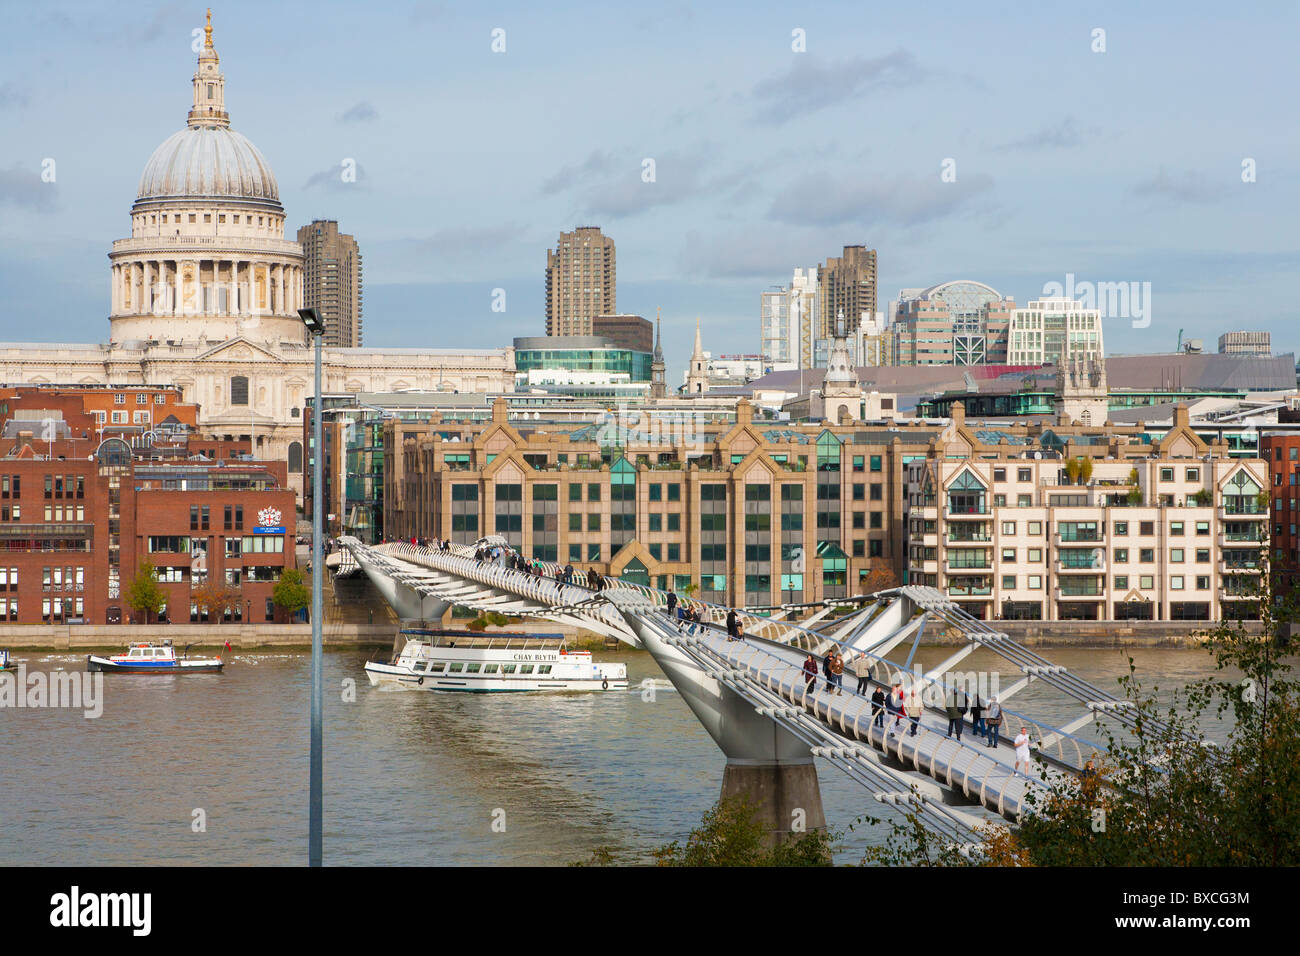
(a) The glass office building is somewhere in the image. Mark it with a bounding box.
[513,336,653,382]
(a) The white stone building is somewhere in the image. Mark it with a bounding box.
[0,15,513,498]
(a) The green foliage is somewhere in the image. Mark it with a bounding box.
[124,560,166,622]
[652,795,836,867]
[272,567,310,614]
[876,551,1300,867]
[1078,456,1093,483]
[1193,488,1214,507]
[466,610,511,632]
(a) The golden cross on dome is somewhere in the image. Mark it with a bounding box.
[204,9,213,48]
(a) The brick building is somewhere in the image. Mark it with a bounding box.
[0,434,294,625]
[384,398,939,605]
[1262,430,1300,585]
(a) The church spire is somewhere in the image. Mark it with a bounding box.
[691,316,704,361]
[189,9,229,128]
[650,307,666,400]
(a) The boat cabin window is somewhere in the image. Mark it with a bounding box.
[429,662,446,673]
[465,663,481,674]
[538,665,552,675]
[501,664,516,674]
[413,661,429,672]
[520,665,535,674]
[483,664,499,674]
[448,663,464,673]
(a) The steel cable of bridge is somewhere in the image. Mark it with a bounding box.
[346,539,1088,801]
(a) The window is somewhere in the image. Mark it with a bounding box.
[1160,468,1174,481]
[587,514,600,531]
[1196,548,1210,563]
[1171,575,1184,590]
[1171,548,1184,562]
[667,484,681,502]
[1140,575,1154,590]
[1018,467,1032,482]
[1001,548,1016,562]
[870,483,882,501]
[993,468,1006,482]
[1028,575,1042,589]
[1002,521,1016,535]
[1002,575,1015,589]
[1140,548,1155,563]
[648,514,662,532]
[1114,575,1128,590]
[870,455,882,472]
[667,513,680,532]
[569,483,582,501]
[1186,468,1199,482]
[1140,521,1155,536]
[568,514,581,532]
[1028,521,1042,536]
[230,376,249,406]
[1170,521,1184,535]
[1196,575,1210,590]
[1114,548,1129,563]
[1028,548,1042,562]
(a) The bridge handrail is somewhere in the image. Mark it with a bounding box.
[351,538,1103,770]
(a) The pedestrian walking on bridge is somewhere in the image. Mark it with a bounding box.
[945,686,969,740]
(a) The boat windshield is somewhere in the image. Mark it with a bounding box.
[399,630,567,652]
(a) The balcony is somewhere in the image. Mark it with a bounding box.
[1219,504,1267,519]
[1057,555,1105,574]
[948,584,993,597]
[946,527,992,545]
[945,509,989,520]
[1056,530,1104,545]
[1056,580,1105,598]
[946,559,992,572]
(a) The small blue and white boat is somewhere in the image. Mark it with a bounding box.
[87,639,225,674]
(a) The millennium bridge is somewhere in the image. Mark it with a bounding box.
[339,536,1137,851]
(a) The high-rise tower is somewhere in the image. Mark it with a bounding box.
[297,219,363,348]
[545,226,616,337]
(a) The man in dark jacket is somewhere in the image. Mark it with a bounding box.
[725,609,741,642]
[945,686,969,739]
[871,686,887,728]
[666,590,678,618]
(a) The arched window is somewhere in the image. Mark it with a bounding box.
[230,375,249,406]
[288,441,303,474]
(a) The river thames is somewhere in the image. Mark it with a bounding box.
[0,645,1240,866]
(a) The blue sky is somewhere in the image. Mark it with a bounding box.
[1,0,1296,381]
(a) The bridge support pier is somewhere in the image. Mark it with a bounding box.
[720,759,826,847]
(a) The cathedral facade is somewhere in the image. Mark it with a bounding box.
[0,15,514,497]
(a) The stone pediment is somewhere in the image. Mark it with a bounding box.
[194,337,286,363]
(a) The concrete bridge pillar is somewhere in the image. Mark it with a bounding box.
[619,612,826,847]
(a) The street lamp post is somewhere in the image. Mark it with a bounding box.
[299,307,325,867]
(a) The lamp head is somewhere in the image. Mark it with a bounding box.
[298,308,325,336]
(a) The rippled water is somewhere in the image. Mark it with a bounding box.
[0,644,1239,866]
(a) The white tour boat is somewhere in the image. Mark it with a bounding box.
[364,628,627,693]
